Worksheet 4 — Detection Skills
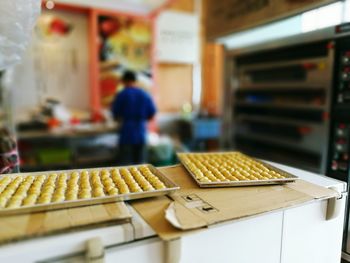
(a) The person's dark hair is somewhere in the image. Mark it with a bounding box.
[122,70,137,83]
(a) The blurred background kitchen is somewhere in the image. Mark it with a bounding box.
[1,0,218,172]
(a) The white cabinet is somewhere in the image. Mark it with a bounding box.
[106,238,164,263]
[281,199,345,263]
[179,211,283,263]
[157,200,344,263]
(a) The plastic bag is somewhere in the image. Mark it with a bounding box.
[0,128,19,174]
[0,0,41,70]
[0,0,40,173]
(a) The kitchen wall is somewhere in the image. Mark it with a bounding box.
[10,1,201,121]
[10,10,89,122]
[155,0,197,113]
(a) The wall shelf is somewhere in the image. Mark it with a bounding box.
[235,101,325,111]
[237,86,326,93]
[236,114,324,126]
[235,131,322,155]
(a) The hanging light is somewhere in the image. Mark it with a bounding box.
[46,0,55,10]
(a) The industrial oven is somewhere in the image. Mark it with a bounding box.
[224,23,350,261]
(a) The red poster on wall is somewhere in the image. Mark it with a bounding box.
[98,15,152,107]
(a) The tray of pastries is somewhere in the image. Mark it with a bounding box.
[177,152,298,187]
[0,165,179,216]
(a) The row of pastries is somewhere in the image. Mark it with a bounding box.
[0,166,168,209]
[180,152,286,183]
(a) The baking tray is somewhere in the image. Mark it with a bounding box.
[177,152,298,188]
[0,165,179,216]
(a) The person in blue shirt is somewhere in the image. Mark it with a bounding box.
[111,70,156,165]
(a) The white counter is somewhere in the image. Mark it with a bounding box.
[0,163,346,263]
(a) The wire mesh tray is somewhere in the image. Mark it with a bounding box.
[177,152,298,188]
[0,164,179,216]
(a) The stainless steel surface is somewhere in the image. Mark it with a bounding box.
[223,25,336,174]
[0,165,180,216]
[320,40,335,174]
[342,251,350,262]
[226,26,350,57]
[222,55,239,150]
[177,152,299,188]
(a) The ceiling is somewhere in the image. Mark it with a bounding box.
[53,0,170,15]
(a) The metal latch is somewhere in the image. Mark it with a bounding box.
[85,237,105,263]
[326,187,346,221]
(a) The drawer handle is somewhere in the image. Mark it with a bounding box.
[85,237,105,263]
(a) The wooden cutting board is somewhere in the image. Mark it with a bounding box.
[0,202,131,244]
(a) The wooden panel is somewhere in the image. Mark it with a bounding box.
[157,64,193,112]
[0,202,131,244]
[168,0,195,12]
[201,43,224,116]
[89,9,101,113]
[206,0,338,39]
[155,0,196,113]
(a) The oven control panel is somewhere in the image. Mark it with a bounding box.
[337,51,350,104]
[330,123,349,175]
[327,42,350,182]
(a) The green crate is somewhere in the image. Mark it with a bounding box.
[36,148,71,165]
